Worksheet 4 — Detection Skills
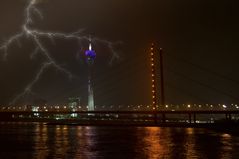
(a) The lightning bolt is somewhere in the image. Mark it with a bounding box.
[10,62,53,105]
[0,0,120,105]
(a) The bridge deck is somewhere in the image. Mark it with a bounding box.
[1,110,239,114]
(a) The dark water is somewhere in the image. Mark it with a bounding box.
[0,122,239,159]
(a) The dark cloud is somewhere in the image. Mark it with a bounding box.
[1,0,239,106]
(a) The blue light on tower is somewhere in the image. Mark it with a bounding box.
[85,43,96,61]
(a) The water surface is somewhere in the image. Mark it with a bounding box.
[0,122,239,159]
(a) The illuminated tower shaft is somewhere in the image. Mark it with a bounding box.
[150,43,157,109]
[150,43,165,109]
[88,66,94,111]
[85,41,96,111]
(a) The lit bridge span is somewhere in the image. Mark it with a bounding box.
[1,110,239,126]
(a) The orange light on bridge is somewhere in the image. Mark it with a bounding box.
[150,43,157,110]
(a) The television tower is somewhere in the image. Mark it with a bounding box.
[85,38,96,111]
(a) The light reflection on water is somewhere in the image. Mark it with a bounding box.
[0,122,239,159]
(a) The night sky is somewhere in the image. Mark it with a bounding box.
[0,0,239,106]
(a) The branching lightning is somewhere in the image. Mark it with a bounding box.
[0,0,120,104]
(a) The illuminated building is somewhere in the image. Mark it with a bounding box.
[68,97,80,111]
[85,38,96,111]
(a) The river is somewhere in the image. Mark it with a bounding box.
[0,122,238,159]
